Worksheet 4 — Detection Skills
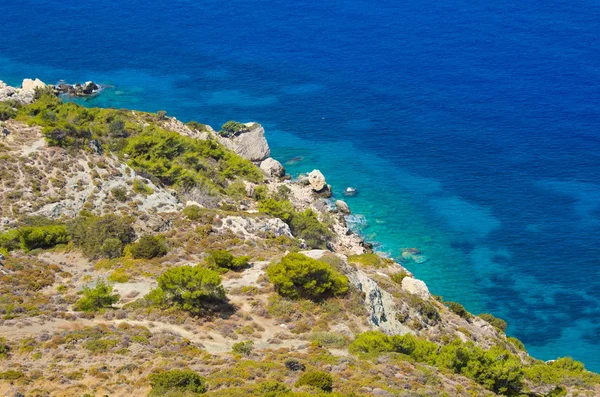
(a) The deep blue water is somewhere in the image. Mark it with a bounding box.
[2,0,600,370]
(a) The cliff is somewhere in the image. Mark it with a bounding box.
[0,80,598,397]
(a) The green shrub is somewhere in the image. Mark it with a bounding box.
[74,280,120,312]
[133,178,153,195]
[390,271,409,284]
[348,253,393,268]
[295,371,333,392]
[68,213,135,258]
[219,120,248,137]
[0,102,17,121]
[550,357,585,372]
[267,253,348,300]
[149,369,207,396]
[154,265,225,312]
[256,381,290,396]
[258,198,296,222]
[0,370,24,381]
[18,224,70,251]
[0,337,9,359]
[289,209,333,249]
[478,313,508,332]
[445,301,471,319]
[231,340,254,356]
[309,332,347,348]
[100,238,124,259]
[111,186,128,202]
[0,229,22,251]
[207,250,250,271]
[186,121,208,132]
[108,269,129,283]
[130,234,168,259]
[507,336,526,352]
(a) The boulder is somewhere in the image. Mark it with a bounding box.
[260,157,285,177]
[401,277,430,300]
[82,81,99,95]
[21,78,46,92]
[218,123,270,162]
[308,169,327,191]
[336,200,350,214]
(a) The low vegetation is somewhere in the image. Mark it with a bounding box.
[149,369,207,396]
[74,280,120,312]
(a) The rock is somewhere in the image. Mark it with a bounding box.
[401,277,430,300]
[215,216,292,239]
[336,200,350,214]
[260,157,285,177]
[21,78,46,92]
[218,123,270,162]
[308,169,327,191]
[185,200,203,208]
[331,323,354,338]
[82,81,99,95]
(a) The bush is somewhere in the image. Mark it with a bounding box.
[445,301,471,319]
[154,265,225,312]
[18,224,70,251]
[390,271,409,285]
[74,280,120,312]
[258,198,296,222]
[149,369,207,396]
[289,209,333,249]
[0,370,24,381]
[284,358,305,372]
[267,253,348,300]
[130,234,168,259]
[0,229,20,251]
[111,186,128,201]
[133,178,153,195]
[207,250,249,271]
[219,120,248,137]
[0,102,17,121]
[231,340,254,356]
[479,313,508,332]
[100,238,124,259]
[507,336,526,352]
[0,337,9,359]
[348,253,394,268]
[295,371,333,392]
[68,213,135,258]
[256,381,290,396]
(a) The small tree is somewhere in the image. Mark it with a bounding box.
[231,340,254,356]
[219,120,248,137]
[149,369,207,396]
[75,281,120,312]
[155,265,225,312]
[130,234,168,259]
[478,313,508,332]
[267,253,348,300]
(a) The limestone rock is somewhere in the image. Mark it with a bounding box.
[21,78,46,92]
[216,216,292,239]
[260,157,285,177]
[401,277,431,300]
[336,200,350,214]
[308,169,327,191]
[218,123,270,162]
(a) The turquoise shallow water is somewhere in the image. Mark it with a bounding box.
[2,0,600,370]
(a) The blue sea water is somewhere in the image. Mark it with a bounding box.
[2,0,600,370]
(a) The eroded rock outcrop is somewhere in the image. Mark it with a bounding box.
[0,79,47,104]
[218,122,270,162]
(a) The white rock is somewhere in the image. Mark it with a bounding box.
[260,157,285,177]
[21,78,46,92]
[185,200,204,208]
[218,123,270,162]
[401,277,431,300]
[335,200,350,214]
[308,169,327,191]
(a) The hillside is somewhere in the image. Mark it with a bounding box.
[0,80,598,397]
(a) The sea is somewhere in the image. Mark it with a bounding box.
[1,0,599,370]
